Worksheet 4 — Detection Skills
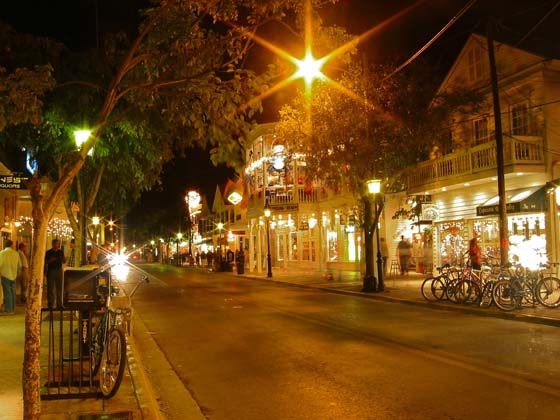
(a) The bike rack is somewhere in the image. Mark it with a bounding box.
[41,307,102,399]
[41,267,106,399]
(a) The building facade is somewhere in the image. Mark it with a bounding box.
[243,124,365,276]
[401,33,560,270]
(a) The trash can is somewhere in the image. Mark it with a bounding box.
[236,252,245,275]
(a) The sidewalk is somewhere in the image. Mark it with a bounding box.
[0,301,150,420]
[235,266,560,327]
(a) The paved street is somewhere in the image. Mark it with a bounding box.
[124,263,560,420]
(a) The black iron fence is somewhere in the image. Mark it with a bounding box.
[41,307,101,399]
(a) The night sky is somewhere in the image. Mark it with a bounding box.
[2,0,559,224]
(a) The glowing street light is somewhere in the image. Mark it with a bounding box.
[74,129,91,148]
[293,48,326,86]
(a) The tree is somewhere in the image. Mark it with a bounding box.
[277,56,482,291]
[1,1,344,417]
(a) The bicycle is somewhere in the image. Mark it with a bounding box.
[420,264,460,302]
[89,271,127,398]
[534,262,560,308]
[492,264,540,311]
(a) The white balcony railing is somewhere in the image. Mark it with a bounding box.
[407,137,543,190]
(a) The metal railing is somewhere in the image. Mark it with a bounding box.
[41,307,100,399]
[408,137,543,190]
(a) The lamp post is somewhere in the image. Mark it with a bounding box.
[92,216,100,245]
[217,222,224,269]
[108,219,115,246]
[74,129,91,266]
[176,232,183,266]
[264,201,273,278]
[367,179,384,292]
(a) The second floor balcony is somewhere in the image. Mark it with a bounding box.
[407,136,545,193]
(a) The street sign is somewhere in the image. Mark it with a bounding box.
[0,175,28,190]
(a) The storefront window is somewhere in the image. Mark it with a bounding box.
[509,213,546,269]
[327,231,338,261]
[437,221,467,266]
[290,231,298,260]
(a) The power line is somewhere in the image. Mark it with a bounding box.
[381,0,478,82]
[515,0,560,46]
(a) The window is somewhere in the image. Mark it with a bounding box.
[511,103,529,136]
[473,117,490,144]
[467,45,484,82]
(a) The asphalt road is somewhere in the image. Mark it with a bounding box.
[124,263,560,420]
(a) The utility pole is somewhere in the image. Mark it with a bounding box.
[487,19,509,266]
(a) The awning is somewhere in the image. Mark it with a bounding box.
[476,185,547,216]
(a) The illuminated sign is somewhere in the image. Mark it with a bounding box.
[0,175,28,190]
[227,191,243,205]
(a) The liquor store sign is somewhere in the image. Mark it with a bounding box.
[0,175,28,190]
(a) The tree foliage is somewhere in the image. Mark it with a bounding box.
[277,57,483,196]
[0,22,57,131]
[1,1,346,418]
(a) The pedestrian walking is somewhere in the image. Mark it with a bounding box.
[45,238,66,310]
[17,242,29,303]
[397,235,412,275]
[0,239,22,315]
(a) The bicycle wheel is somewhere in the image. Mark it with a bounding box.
[431,277,447,301]
[479,282,494,308]
[492,280,518,311]
[453,279,479,304]
[421,277,437,301]
[536,277,560,308]
[90,322,105,377]
[99,327,127,398]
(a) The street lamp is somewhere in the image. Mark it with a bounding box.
[217,222,224,269]
[92,216,100,245]
[176,232,183,266]
[367,179,384,292]
[74,129,91,266]
[264,201,273,278]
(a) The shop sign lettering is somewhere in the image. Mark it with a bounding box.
[270,203,299,212]
[0,175,28,190]
[477,202,520,216]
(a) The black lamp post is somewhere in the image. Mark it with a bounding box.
[176,232,183,266]
[367,179,384,292]
[217,222,224,268]
[264,201,272,278]
[374,198,385,292]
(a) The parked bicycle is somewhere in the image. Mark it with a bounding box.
[535,262,560,308]
[89,271,128,398]
[492,263,559,311]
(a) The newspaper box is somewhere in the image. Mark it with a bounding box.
[63,267,104,309]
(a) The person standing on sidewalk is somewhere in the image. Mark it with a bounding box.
[45,238,66,310]
[397,235,412,275]
[17,242,29,303]
[0,239,22,315]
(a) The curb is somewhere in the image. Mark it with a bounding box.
[236,273,560,328]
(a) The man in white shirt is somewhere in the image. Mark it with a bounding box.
[0,239,22,314]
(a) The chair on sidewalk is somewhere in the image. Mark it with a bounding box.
[389,260,400,277]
